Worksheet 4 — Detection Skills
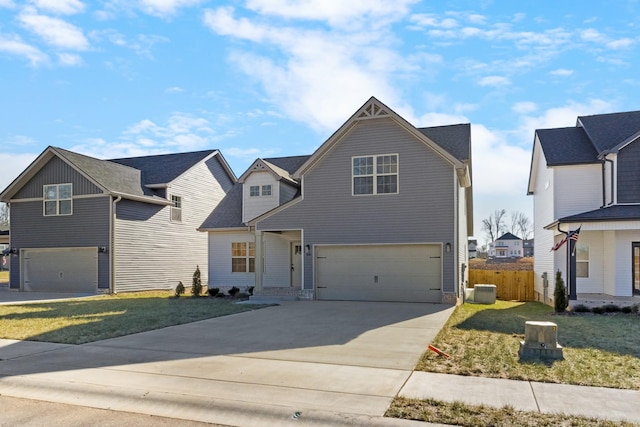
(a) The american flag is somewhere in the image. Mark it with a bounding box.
[550,226,581,251]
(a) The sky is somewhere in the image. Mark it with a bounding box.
[1,0,640,245]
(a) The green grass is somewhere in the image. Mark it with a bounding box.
[387,397,638,427]
[416,301,640,390]
[0,291,268,344]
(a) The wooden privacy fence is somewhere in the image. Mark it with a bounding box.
[469,270,534,301]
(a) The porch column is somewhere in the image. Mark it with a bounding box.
[254,230,264,293]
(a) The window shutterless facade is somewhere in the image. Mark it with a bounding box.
[250,185,272,197]
[231,242,255,273]
[43,183,73,216]
[352,154,398,195]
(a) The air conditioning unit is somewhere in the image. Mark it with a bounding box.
[474,284,496,304]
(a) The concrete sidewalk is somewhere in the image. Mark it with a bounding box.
[0,299,637,426]
[400,372,640,425]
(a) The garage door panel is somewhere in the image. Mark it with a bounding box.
[23,248,98,293]
[316,244,441,303]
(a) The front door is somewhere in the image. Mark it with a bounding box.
[633,243,640,295]
[290,242,302,288]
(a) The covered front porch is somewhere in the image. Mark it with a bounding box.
[252,229,312,301]
[572,293,640,309]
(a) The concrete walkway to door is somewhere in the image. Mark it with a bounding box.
[0,301,453,426]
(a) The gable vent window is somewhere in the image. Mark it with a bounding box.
[171,195,182,223]
[43,183,73,216]
[353,154,398,195]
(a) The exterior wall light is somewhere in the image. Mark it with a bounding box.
[305,244,311,255]
[445,243,452,253]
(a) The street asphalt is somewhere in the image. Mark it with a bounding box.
[0,295,638,426]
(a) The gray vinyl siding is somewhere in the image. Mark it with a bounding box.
[257,118,457,292]
[279,181,299,204]
[209,156,235,193]
[14,157,102,199]
[114,157,229,292]
[9,197,111,289]
[617,140,640,203]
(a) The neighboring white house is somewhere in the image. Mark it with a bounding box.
[488,232,523,258]
[527,110,640,305]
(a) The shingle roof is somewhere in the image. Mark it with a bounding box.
[418,124,471,162]
[54,147,145,196]
[496,232,521,241]
[199,183,245,229]
[110,149,217,186]
[535,127,599,165]
[578,110,640,153]
[200,155,310,230]
[559,205,640,222]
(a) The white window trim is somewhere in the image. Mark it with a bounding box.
[352,153,399,196]
[43,183,73,216]
[249,184,272,197]
[249,185,260,197]
[231,242,255,273]
[170,194,182,223]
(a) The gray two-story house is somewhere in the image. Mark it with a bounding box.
[0,147,235,293]
[200,97,474,303]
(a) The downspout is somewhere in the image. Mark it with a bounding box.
[601,156,614,207]
[110,195,122,294]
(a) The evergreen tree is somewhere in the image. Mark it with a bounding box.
[554,269,568,313]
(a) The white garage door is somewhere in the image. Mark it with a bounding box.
[316,244,441,303]
[22,248,98,293]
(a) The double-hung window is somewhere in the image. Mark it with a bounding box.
[249,185,272,197]
[231,242,255,273]
[576,244,589,278]
[171,195,182,222]
[352,154,398,195]
[43,183,73,216]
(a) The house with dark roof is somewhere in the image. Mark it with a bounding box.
[488,232,523,258]
[527,110,640,304]
[0,147,235,293]
[200,97,473,303]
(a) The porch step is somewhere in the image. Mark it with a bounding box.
[251,287,313,302]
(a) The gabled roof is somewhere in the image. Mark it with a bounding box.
[535,127,599,166]
[496,232,521,241]
[578,110,640,154]
[0,146,233,205]
[293,97,469,181]
[418,123,471,163]
[238,155,311,185]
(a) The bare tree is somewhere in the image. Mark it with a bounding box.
[0,203,8,227]
[481,209,506,242]
[516,212,532,240]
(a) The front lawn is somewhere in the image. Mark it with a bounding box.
[0,291,268,344]
[415,301,640,390]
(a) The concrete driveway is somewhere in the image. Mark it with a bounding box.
[0,301,453,426]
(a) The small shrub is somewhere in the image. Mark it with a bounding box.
[208,287,220,297]
[175,281,185,297]
[622,306,632,314]
[602,304,620,313]
[191,266,203,297]
[246,286,255,296]
[215,292,225,298]
[572,304,591,313]
[632,304,640,314]
[591,306,605,314]
[228,286,240,297]
[554,270,568,313]
[236,292,250,299]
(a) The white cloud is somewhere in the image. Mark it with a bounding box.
[512,102,537,114]
[0,0,15,7]
[137,0,201,18]
[580,28,606,43]
[30,0,85,15]
[165,86,184,93]
[19,7,89,50]
[519,99,613,134]
[245,0,417,28]
[0,34,48,65]
[550,68,573,77]
[0,152,39,191]
[606,38,634,49]
[57,52,82,65]
[203,6,434,132]
[478,75,510,87]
